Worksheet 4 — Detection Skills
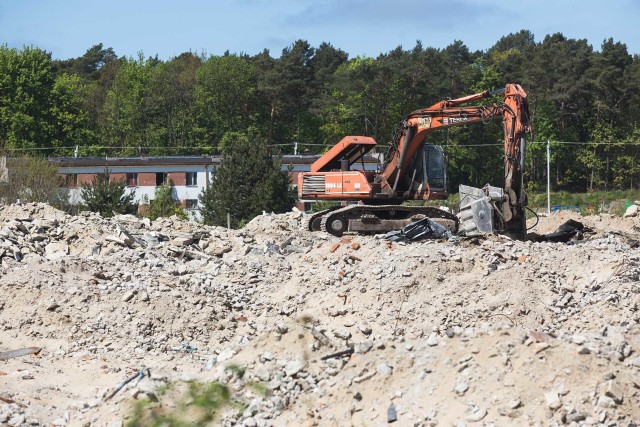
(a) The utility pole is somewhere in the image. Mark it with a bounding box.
[547,139,551,215]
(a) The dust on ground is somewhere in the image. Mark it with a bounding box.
[1,204,639,426]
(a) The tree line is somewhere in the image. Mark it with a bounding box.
[1,30,640,193]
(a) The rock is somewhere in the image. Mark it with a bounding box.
[507,399,521,409]
[565,412,587,423]
[377,363,393,376]
[606,380,624,404]
[7,414,26,427]
[45,241,69,260]
[624,204,639,218]
[333,328,352,340]
[216,348,236,363]
[255,368,271,382]
[426,332,439,347]
[285,358,306,377]
[454,380,469,395]
[466,408,487,422]
[597,395,617,408]
[544,392,561,410]
[354,341,373,354]
[387,403,398,423]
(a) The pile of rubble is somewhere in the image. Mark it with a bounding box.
[0,203,639,426]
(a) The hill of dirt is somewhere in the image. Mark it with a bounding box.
[1,203,639,426]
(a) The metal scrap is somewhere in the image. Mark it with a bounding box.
[384,217,453,242]
[0,347,41,361]
[104,368,149,401]
[320,347,354,361]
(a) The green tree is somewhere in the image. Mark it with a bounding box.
[0,156,65,206]
[0,45,55,150]
[80,169,137,217]
[195,54,257,149]
[53,43,118,81]
[102,53,156,154]
[50,73,96,154]
[199,132,295,227]
[146,52,201,154]
[148,181,185,220]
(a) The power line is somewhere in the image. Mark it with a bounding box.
[2,139,640,154]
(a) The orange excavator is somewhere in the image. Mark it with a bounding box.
[298,83,531,238]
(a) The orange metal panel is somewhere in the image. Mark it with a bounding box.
[299,171,372,200]
[311,136,377,172]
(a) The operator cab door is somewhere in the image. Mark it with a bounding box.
[407,144,447,197]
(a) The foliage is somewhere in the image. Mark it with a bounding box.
[80,169,137,217]
[196,54,257,148]
[0,156,65,206]
[147,181,186,220]
[528,190,640,216]
[126,381,233,427]
[310,200,339,213]
[199,132,295,228]
[0,46,55,150]
[3,34,640,192]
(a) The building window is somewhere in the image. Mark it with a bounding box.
[185,199,198,209]
[65,174,78,188]
[186,172,197,186]
[156,172,167,186]
[126,173,138,187]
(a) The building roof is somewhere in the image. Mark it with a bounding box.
[48,154,381,168]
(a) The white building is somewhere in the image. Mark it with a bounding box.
[50,155,381,216]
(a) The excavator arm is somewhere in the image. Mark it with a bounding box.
[380,85,529,197]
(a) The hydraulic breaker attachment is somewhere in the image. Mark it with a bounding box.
[458,184,508,236]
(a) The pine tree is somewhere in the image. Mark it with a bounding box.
[80,169,137,217]
[199,132,295,227]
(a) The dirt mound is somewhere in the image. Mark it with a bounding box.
[1,205,639,426]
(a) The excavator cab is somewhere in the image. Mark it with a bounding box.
[405,144,447,197]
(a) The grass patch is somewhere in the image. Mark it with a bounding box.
[125,381,233,427]
[225,364,246,379]
[248,381,270,398]
[528,190,640,216]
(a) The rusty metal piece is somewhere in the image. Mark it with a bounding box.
[0,347,41,361]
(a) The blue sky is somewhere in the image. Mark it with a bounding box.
[1,0,638,59]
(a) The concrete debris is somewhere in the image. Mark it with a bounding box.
[0,203,639,425]
[624,203,639,218]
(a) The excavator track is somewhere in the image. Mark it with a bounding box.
[303,206,341,232]
[318,204,459,237]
